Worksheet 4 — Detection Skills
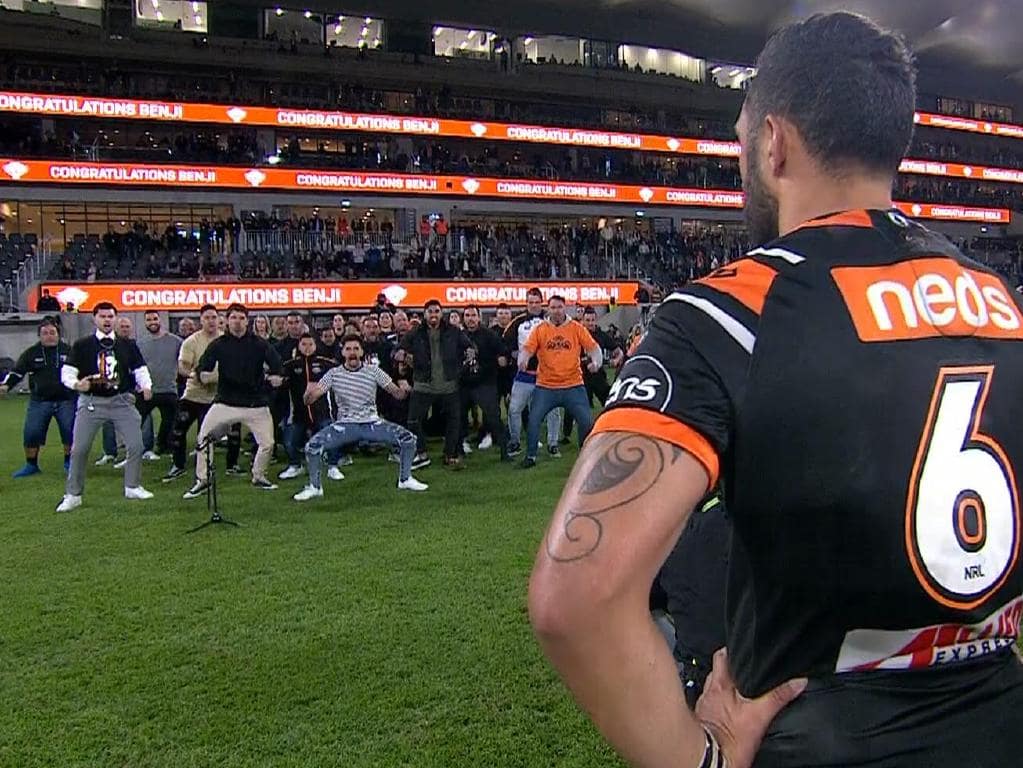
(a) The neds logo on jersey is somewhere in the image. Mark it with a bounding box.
[832,258,1023,342]
[606,354,672,412]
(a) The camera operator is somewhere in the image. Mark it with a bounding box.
[183,303,283,498]
[57,302,154,513]
[397,299,475,469]
[460,305,510,460]
[278,333,341,482]
[1,318,74,477]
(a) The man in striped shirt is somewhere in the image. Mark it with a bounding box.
[292,334,427,501]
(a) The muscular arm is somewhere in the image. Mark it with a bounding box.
[528,432,710,768]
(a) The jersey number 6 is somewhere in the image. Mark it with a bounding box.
[906,365,1021,611]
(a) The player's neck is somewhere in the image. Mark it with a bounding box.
[778,175,893,238]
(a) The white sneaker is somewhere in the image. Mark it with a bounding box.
[461,440,473,455]
[397,476,429,492]
[327,466,345,481]
[293,485,323,502]
[142,451,161,461]
[278,465,305,480]
[56,494,82,513]
[124,486,154,500]
[478,434,493,451]
[94,454,116,466]
[113,458,128,469]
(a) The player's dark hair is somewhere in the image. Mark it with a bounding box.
[582,305,597,315]
[744,11,916,177]
[464,304,481,315]
[38,318,60,334]
[526,287,543,300]
[93,301,117,315]
[299,332,315,342]
[199,303,217,315]
[286,310,303,320]
[548,294,566,304]
[225,302,248,317]
[496,302,510,311]
[424,299,442,310]
[341,334,364,349]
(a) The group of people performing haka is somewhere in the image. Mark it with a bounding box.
[3,287,629,513]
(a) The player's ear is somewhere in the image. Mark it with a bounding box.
[763,114,789,178]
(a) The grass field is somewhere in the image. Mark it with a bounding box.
[0,397,624,768]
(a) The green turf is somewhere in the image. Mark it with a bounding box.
[0,398,624,768]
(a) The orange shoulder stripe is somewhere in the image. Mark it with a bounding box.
[696,258,778,315]
[589,407,720,489]
[795,209,874,231]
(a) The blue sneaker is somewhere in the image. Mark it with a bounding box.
[13,463,41,478]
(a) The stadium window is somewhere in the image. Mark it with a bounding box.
[134,0,208,33]
[515,35,584,65]
[707,61,756,90]
[433,25,494,59]
[2,0,103,25]
[619,43,706,81]
[321,14,382,49]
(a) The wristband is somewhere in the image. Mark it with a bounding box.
[697,727,728,768]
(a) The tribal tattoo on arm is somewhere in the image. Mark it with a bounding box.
[546,432,685,563]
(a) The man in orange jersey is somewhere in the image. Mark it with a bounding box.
[518,295,602,469]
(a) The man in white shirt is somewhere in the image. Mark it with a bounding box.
[57,302,154,513]
[292,334,427,501]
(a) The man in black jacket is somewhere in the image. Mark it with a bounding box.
[278,333,341,482]
[396,299,474,468]
[460,305,510,460]
[270,309,305,459]
[0,318,75,477]
[184,303,284,498]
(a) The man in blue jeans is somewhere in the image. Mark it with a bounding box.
[0,318,75,476]
[519,295,602,469]
[293,334,428,501]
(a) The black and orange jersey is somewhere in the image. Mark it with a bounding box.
[593,208,1023,700]
[282,354,336,424]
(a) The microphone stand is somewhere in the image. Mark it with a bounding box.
[187,434,239,533]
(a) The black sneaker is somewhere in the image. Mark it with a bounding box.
[411,454,431,471]
[506,442,522,457]
[520,457,537,469]
[548,445,562,458]
[252,478,278,491]
[162,466,186,482]
[182,480,209,500]
[224,465,247,476]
